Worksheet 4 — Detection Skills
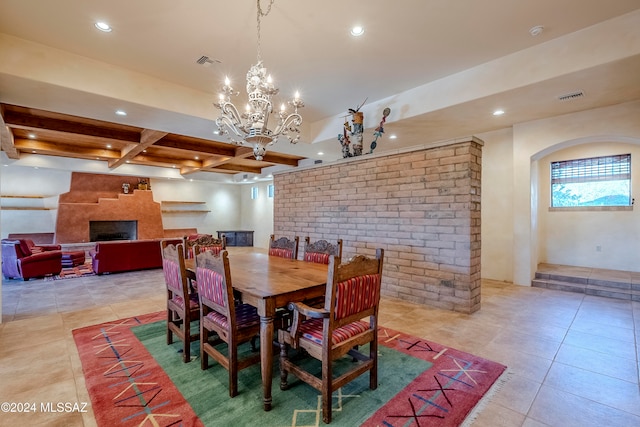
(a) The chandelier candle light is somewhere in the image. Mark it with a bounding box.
[214,0,303,161]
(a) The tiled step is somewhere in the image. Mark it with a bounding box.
[532,272,640,301]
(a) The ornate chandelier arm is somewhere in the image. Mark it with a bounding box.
[216,103,247,139]
[274,112,302,139]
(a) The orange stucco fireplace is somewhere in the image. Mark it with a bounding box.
[54,172,164,244]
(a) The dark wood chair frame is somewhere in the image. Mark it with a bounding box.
[302,237,343,263]
[195,247,261,397]
[161,240,200,363]
[183,234,226,259]
[268,234,300,259]
[278,248,384,423]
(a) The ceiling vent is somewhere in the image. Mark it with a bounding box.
[557,91,585,101]
[196,55,221,66]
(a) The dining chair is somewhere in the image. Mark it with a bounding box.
[302,237,343,264]
[268,234,299,259]
[195,248,261,397]
[183,234,226,259]
[278,248,384,423]
[161,240,200,363]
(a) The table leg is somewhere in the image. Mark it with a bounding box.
[260,315,274,411]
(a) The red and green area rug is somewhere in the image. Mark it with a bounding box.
[73,312,506,426]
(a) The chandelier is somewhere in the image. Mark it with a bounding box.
[214,0,303,161]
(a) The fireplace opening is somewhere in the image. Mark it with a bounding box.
[89,220,138,241]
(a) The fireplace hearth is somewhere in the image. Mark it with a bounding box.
[89,220,138,241]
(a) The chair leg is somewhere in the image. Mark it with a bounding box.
[279,341,289,390]
[183,317,190,363]
[370,340,378,390]
[228,341,238,397]
[322,360,332,424]
[167,309,173,345]
[200,326,209,370]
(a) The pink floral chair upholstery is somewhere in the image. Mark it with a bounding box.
[161,241,199,363]
[195,248,261,397]
[302,237,343,264]
[278,248,384,423]
[268,234,299,259]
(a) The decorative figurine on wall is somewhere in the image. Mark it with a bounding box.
[338,99,390,158]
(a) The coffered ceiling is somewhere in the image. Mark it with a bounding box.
[0,1,639,182]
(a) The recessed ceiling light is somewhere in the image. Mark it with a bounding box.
[194,156,199,160]
[28,133,36,139]
[389,134,397,139]
[115,110,127,116]
[95,22,112,32]
[32,150,37,153]
[350,26,364,36]
[317,151,324,156]
[493,109,505,116]
[213,130,220,135]
[106,144,112,148]
[172,165,176,168]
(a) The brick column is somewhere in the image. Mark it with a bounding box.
[274,137,482,314]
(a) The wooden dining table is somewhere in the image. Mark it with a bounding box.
[184,248,329,411]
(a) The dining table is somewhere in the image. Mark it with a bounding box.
[184,248,329,411]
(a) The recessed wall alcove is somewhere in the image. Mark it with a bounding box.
[54,172,163,244]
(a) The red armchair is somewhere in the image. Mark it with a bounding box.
[1,239,62,280]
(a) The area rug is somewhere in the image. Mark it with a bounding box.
[44,261,94,281]
[73,312,506,427]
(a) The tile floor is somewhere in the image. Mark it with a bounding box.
[1,260,639,426]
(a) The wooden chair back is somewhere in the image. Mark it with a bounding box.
[194,248,261,397]
[194,248,235,327]
[268,234,299,259]
[184,234,225,259]
[302,237,343,264]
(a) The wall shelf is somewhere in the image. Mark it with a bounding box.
[160,200,210,213]
[1,207,55,210]
[1,194,56,210]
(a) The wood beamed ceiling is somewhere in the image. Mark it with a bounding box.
[0,104,306,176]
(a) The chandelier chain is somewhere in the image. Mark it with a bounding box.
[256,0,275,62]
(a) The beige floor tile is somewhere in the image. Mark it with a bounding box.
[467,401,526,427]
[543,362,640,416]
[60,306,118,330]
[563,329,637,360]
[555,343,639,381]
[486,372,540,415]
[529,384,640,426]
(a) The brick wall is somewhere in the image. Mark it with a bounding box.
[274,137,482,314]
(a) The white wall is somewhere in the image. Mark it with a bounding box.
[239,182,274,249]
[149,179,242,236]
[510,101,640,286]
[479,128,514,282]
[537,142,640,271]
[0,166,71,238]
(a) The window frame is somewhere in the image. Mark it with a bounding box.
[549,153,632,210]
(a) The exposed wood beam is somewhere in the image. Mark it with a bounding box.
[260,152,302,166]
[0,109,20,159]
[154,138,238,157]
[14,138,119,159]
[180,146,255,175]
[108,129,168,169]
[2,109,140,142]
